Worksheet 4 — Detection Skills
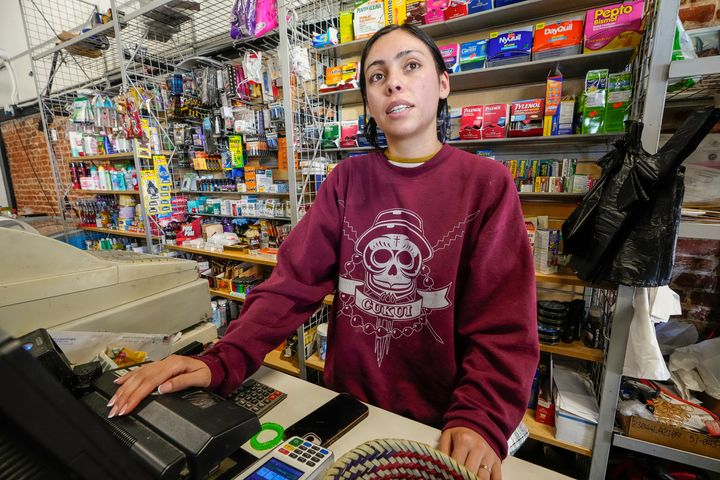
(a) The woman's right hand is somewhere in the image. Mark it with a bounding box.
[107,354,212,418]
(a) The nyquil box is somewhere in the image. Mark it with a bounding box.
[486,26,533,67]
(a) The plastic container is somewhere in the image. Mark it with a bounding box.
[316,323,328,361]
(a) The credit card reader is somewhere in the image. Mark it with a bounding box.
[237,436,334,480]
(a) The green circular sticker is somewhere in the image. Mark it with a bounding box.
[250,422,285,451]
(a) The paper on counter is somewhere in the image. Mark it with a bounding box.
[553,364,599,424]
[49,330,172,365]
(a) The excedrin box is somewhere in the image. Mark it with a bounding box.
[532,20,584,60]
[460,105,484,140]
[584,1,644,53]
[459,39,487,71]
[509,98,544,137]
[486,27,533,67]
[481,103,508,139]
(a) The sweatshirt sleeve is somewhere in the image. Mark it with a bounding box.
[443,165,539,459]
[196,166,345,396]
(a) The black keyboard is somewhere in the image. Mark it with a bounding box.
[229,379,287,418]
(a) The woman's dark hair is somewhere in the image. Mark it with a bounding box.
[358,24,450,149]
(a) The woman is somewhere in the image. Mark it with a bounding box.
[109,24,538,479]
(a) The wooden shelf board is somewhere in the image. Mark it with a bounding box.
[305,352,325,372]
[524,410,593,457]
[263,349,300,377]
[540,340,604,363]
[209,289,246,302]
[79,226,161,240]
[167,244,278,266]
[75,189,140,195]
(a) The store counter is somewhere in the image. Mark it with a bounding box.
[239,366,572,480]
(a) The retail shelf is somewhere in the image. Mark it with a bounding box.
[321,50,633,106]
[318,0,616,57]
[668,56,720,80]
[209,289,247,302]
[679,222,720,240]
[535,271,590,287]
[540,340,604,363]
[264,349,301,377]
[70,153,135,162]
[524,410,593,457]
[74,189,140,195]
[79,226,162,240]
[518,193,585,201]
[166,244,278,267]
[613,435,720,473]
[174,190,290,197]
[305,352,325,372]
[189,212,291,221]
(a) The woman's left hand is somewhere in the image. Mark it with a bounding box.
[439,427,501,479]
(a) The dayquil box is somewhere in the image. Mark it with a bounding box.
[533,19,584,60]
[460,105,484,140]
[584,1,644,53]
[481,103,509,139]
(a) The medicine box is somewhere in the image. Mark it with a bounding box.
[439,43,459,73]
[339,11,354,43]
[460,105,484,140]
[341,62,359,83]
[581,69,608,135]
[532,20,584,60]
[405,0,426,25]
[509,98,544,137]
[584,1,644,53]
[558,98,575,135]
[544,73,563,136]
[340,120,359,148]
[449,108,462,141]
[459,39,487,71]
[354,0,386,40]
[481,103,508,139]
[604,72,632,132]
[385,0,407,25]
[493,0,527,7]
[444,0,468,20]
[424,0,447,24]
[486,27,533,67]
[325,66,342,86]
[468,0,491,14]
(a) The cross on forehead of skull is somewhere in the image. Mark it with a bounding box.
[363,234,423,295]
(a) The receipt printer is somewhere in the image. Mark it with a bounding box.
[93,366,261,479]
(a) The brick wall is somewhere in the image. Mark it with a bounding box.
[671,238,720,338]
[1,114,77,216]
[680,0,720,29]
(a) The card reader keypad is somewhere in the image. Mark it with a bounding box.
[279,438,330,467]
[229,379,286,418]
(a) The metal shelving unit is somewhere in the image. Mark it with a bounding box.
[613,435,720,473]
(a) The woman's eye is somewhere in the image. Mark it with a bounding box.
[406,62,420,71]
[370,72,384,83]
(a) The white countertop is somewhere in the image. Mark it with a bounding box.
[238,366,573,480]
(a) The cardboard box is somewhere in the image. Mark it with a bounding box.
[584,1,644,54]
[486,27,533,67]
[405,0,425,25]
[582,69,609,135]
[202,223,224,242]
[341,62,359,83]
[558,98,575,135]
[509,98,544,137]
[325,66,342,86]
[385,0,407,25]
[449,108,462,141]
[532,20,584,60]
[468,0,491,14]
[460,105,484,140]
[604,72,632,133]
[256,168,273,192]
[620,415,720,459]
[244,166,258,192]
[544,72,563,136]
[354,0,386,40]
[481,103,508,139]
[459,39,487,71]
[340,120,359,148]
[339,10,354,43]
[439,43,459,73]
[424,0,446,24]
[493,0,527,6]
[444,0,468,20]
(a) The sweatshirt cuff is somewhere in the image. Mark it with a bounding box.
[443,418,507,459]
[192,354,226,393]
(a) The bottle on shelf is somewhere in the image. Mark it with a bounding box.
[98,165,108,190]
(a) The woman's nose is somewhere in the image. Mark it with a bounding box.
[386,74,403,94]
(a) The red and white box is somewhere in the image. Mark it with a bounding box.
[481,103,509,139]
[509,98,545,137]
[460,105,484,140]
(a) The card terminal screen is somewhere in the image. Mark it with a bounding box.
[246,457,304,480]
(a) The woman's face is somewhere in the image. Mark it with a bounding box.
[363,30,449,145]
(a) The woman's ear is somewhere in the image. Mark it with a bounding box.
[439,71,450,100]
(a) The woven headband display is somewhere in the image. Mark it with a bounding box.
[323,439,478,479]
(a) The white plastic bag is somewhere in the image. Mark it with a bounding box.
[669,337,720,399]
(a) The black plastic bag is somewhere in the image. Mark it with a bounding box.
[562,108,720,287]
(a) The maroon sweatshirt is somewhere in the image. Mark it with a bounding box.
[197,145,539,458]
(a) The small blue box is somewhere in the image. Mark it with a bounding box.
[468,0,492,14]
[493,0,527,7]
[459,40,487,71]
[486,28,533,67]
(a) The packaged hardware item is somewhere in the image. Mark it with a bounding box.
[544,71,563,136]
[405,0,426,25]
[460,105,484,140]
[385,0,407,25]
[444,0,468,20]
[582,69,608,134]
[509,98,544,137]
[584,1,644,53]
[467,0,491,14]
[459,39,487,71]
[354,0,386,40]
[340,120,359,148]
[604,72,632,132]
[339,11,354,43]
[558,98,575,135]
[481,103,508,139]
[486,27,534,67]
[439,43,459,73]
[256,168,274,192]
[532,20,584,60]
[424,0,447,24]
[325,66,342,86]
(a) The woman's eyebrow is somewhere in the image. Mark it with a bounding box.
[365,49,424,72]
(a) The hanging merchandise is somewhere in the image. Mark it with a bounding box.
[290,46,312,81]
[141,169,161,216]
[153,156,173,215]
[562,108,720,287]
[254,0,278,37]
[122,94,144,139]
[229,0,257,40]
[243,51,264,84]
[70,96,94,123]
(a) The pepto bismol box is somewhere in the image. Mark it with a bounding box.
[481,103,508,139]
[460,105,484,140]
[584,1,644,53]
[486,27,533,67]
[509,98,544,137]
[532,20,584,60]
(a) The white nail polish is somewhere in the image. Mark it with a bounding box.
[119,407,126,416]
[107,396,116,407]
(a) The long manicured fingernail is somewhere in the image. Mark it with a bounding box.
[107,396,116,407]
[108,406,118,418]
[118,406,127,416]
[113,377,121,384]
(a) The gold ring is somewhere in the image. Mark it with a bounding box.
[479,464,492,473]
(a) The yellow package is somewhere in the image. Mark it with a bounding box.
[326,65,342,86]
[385,0,406,25]
[341,62,358,83]
[339,11,354,43]
[107,347,147,368]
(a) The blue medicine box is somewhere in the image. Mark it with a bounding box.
[493,0,527,7]
[468,0,492,14]
[486,28,533,67]
[459,40,487,71]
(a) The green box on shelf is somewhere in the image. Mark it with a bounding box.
[581,69,608,135]
[604,72,632,133]
[322,123,340,149]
